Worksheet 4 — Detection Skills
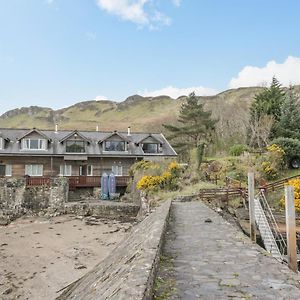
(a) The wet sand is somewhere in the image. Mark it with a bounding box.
[0,215,132,299]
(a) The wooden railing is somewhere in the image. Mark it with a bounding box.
[25,176,51,187]
[259,174,300,192]
[198,187,247,202]
[68,175,132,190]
[24,175,132,190]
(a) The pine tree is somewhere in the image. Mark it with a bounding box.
[250,77,285,122]
[163,92,217,158]
[276,87,300,139]
[249,77,286,146]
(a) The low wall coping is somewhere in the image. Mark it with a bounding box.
[57,199,172,300]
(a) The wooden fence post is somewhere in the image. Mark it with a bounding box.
[285,186,298,273]
[248,172,256,242]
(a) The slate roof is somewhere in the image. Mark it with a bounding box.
[0,128,177,157]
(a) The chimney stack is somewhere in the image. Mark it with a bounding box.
[127,126,131,136]
[55,123,58,133]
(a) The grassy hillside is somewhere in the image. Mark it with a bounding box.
[0,87,264,133]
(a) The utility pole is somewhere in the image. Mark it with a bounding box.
[248,172,256,242]
[285,186,298,273]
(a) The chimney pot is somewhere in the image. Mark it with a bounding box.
[55,124,58,133]
[127,126,131,136]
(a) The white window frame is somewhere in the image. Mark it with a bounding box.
[112,165,123,176]
[60,165,72,176]
[25,164,43,176]
[0,138,3,150]
[22,138,47,150]
[0,164,12,176]
[5,164,12,176]
[79,165,93,176]
[104,140,126,152]
[142,143,160,154]
[87,165,93,176]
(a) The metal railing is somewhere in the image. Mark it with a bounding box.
[258,190,287,256]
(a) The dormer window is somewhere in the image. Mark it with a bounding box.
[22,138,47,150]
[142,143,161,153]
[0,138,3,150]
[105,141,125,151]
[66,140,85,153]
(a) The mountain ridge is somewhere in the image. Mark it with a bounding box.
[1,86,298,137]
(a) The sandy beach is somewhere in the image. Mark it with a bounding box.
[0,215,133,300]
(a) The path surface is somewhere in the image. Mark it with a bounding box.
[156,201,300,299]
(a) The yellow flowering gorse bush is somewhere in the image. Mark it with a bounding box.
[136,161,181,191]
[261,144,285,180]
[280,178,300,213]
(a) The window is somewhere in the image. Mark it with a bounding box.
[22,139,47,150]
[79,165,93,176]
[142,143,160,153]
[0,138,3,150]
[87,165,93,176]
[105,141,125,151]
[66,140,85,153]
[60,165,72,176]
[0,165,5,176]
[112,165,123,176]
[5,165,12,176]
[25,164,43,176]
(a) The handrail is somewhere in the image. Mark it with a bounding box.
[254,196,283,261]
[258,190,287,256]
[259,174,300,192]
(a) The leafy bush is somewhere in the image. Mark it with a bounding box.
[229,144,248,156]
[271,137,300,162]
[260,144,285,180]
[280,179,300,213]
[136,161,181,191]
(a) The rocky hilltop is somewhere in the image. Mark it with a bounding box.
[2,86,298,134]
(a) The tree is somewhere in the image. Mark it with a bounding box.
[249,77,285,146]
[248,114,274,148]
[250,77,285,122]
[163,92,217,163]
[275,87,300,140]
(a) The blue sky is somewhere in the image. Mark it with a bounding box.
[0,0,300,114]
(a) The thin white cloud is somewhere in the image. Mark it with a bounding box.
[46,0,55,4]
[94,95,109,100]
[229,56,300,88]
[96,0,172,28]
[172,0,181,7]
[139,85,218,99]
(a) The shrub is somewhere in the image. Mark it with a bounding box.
[260,144,285,180]
[280,179,300,213]
[229,144,248,156]
[136,161,181,191]
[271,137,300,163]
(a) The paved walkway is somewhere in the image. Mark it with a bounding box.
[157,201,300,299]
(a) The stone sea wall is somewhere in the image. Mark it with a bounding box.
[0,177,68,224]
[64,200,140,222]
[58,199,172,300]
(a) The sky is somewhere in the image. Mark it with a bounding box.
[0,0,300,114]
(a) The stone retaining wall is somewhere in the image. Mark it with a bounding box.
[57,199,172,300]
[0,177,68,224]
[64,200,140,222]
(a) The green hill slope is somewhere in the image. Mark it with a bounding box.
[0,87,265,133]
